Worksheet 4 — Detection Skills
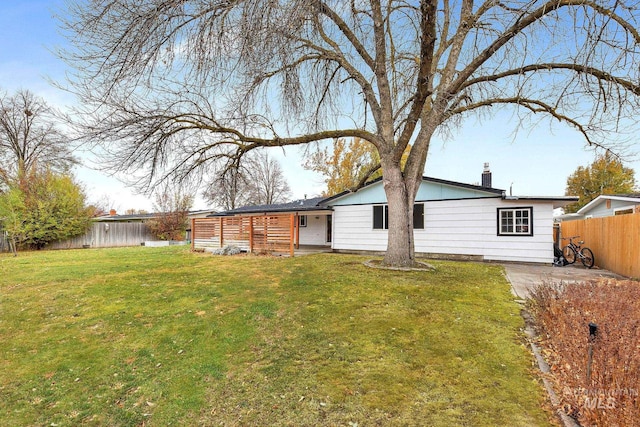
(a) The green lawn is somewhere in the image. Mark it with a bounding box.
[0,246,554,426]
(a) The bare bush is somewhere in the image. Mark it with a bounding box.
[530,279,640,426]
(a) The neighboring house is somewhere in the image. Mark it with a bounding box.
[557,194,640,220]
[94,210,156,223]
[188,209,218,220]
[208,166,577,264]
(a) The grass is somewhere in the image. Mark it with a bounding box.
[0,246,555,426]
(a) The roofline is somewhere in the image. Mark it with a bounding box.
[210,208,331,217]
[577,194,640,214]
[504,195,579,209]
[320,176,504,205]
[503,195,579,202]
[93,214,156,221]
[210,205,331,217]
[188,209,218,215]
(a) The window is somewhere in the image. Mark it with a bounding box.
[373,204,424,230]
[497,207,533,236]
[298,215,307,227]
[413,203,424,229]
[614,208,634,216]
[373,205,388,229]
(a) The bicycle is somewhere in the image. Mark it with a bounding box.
[561,236,595,268]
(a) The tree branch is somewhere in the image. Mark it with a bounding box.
[459,63,640,95]
[446,96,606,148]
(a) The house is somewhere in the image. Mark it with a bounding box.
[211,197,332,247]
[322,169,576,264]
[94,210,156,223]
[558,194,640,220]
[200,165,577,264]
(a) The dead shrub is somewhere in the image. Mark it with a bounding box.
[529,279,640,427]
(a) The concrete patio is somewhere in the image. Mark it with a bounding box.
[503,263,625,299]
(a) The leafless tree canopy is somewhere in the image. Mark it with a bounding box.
[203,151,291,210]
[0,89,76,186]
[60,0,640,265]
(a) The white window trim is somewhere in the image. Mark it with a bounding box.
[497,206,533,236]
[613,205,638,215]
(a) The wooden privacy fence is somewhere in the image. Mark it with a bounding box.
[560,212,640,278]
[46,222,155,250]
[192,215,295,256]
[0,231,9,252]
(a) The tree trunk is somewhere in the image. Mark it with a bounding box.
[381,164,415,267]
[380,125,434,267]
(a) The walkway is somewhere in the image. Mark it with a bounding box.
[503,263,624,299]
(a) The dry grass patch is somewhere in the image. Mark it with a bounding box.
[530,279,640,426]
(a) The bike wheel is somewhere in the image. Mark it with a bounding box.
[562,246,576,264]
[581,247,595,269]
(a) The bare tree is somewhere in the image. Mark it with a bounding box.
[60,0,640,266]
[147,184,194,241]
[203,166,252,211]
[0,89,76,186]
[245,151,292,205]
[203,151,291,210]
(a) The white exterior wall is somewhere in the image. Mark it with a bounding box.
[299,214,329,245]
[332,198,555,263]
[584,200,640,218]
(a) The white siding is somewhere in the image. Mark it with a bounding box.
[299,215,329,245]
[332,198,555,263]
[586,200,640,218]
[333,205,389,251]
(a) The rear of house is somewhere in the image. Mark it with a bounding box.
[323,172,575,264]
[194,167,575,263]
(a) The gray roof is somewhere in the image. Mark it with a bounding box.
[610,193,640,198]
[211,196,329,216]
[94,213,156,222]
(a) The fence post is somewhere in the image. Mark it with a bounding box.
[219,217,224,248]
[290,214,295,257]
[249,216,254,253]
[295,213,300,249]
[586,322,598,384]
[263,215,268,252]
[190,218,195,251]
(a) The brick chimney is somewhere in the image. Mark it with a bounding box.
[109,209,117,216]
[481,163,492,188]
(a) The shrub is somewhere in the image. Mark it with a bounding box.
[529,279,640,426]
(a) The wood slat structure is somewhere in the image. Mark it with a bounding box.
[192,214,295,256]
[560,212,640,278]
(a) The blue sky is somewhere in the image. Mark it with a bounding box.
[1,1,637,212]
